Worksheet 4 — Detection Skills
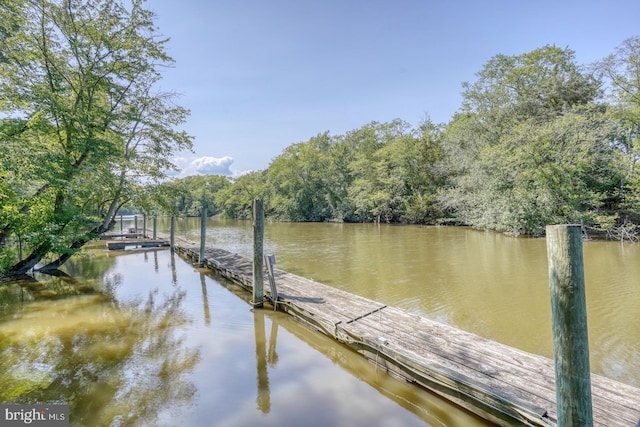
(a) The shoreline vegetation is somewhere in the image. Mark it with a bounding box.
[1,0,640,278]
[150,41,640,243]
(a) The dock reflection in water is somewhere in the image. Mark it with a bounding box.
[0,246,488,427]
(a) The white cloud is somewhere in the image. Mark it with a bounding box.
[191,156,234,175]
[172,156,235,177]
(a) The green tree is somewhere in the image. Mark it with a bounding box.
[215,171,269,219]
[151,175,230,217]
[399,118,446,223]
[441,46,618,235]
[595,36,640,219]
[267,133,333,221]
[0,0,192,276]
[345,119,445,224]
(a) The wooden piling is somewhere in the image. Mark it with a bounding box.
[170,216,176,251]
[545,224,593,427]
[153,216,157,240]
[199,207,207,266]
[143,215,147,238]
[134,215,138,234]
[120,214,123,232]
[252,198,264,308]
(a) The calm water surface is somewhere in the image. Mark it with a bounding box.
[3,218,638,427]
[171,218,640,388]
[0,243,487,426]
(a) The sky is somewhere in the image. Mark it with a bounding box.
[148,0,640,177]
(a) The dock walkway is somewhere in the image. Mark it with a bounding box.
[172,239,640,427]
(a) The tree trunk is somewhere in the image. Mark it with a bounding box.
[3,241,52,276]
[38,218,116,272]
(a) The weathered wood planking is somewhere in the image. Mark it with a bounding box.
[173,241,640,427]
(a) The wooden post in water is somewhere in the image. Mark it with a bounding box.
[120,214,123,232]
[199,206,207,266]
[143,214,147,238]
[545,224,593,427]
[134,215,138,234]
[153,215,157,240]
[252,198,264,308]
[170,216,176,251]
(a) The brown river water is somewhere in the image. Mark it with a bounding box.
[1,218,639,426]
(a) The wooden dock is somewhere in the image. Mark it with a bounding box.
[105,239,169,250]
[172,240,640,427]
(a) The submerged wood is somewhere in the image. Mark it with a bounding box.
[171,237,640,427]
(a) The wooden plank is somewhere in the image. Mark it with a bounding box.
[346,307,639,426]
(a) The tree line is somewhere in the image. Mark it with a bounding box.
[0,0,638,278]
[158,40,640,239]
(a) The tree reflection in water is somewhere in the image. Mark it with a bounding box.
[0,287,200,426]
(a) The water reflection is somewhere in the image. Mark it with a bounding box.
[171,250,177,286]
[253,309,270,413]
[268,318,279,366]
[1,239,492,427]
[261,309,485,427]
[0,287,200,426]
[200,272,211,326]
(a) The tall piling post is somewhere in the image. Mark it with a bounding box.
[134,215,138,234]
[120,214,123,232]
[153,215,157,240]
[199,206,207,266]
[170,216,176,251]
[143,214,147,238]
[545,224,593,427]
[252,198,264,308]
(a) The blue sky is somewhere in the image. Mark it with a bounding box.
[150,0,640,177]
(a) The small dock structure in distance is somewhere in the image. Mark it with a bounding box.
[102,230,169,251]
[171,237,640,427]
[100,233,145,240]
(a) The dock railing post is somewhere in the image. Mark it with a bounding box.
[199,206,207,266]
[170,216,176,251]
[252,198,264,308]
[545,224,593,427]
